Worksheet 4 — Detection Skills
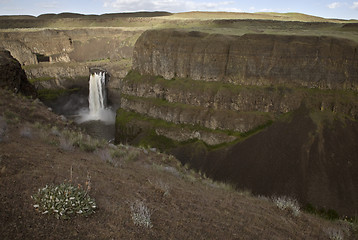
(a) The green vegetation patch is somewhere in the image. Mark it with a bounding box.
[38,88,80,101]
[116,108,273,152]
[32,182,96,220]
[3,110,20,124]
[124,70,265,97]
[124,71,358,122]
[28,76,54,84]
[303,203,340,221]
[122,93,274,130]
[125,71,358,103]
[116,108,232,151]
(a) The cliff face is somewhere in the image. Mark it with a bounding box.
[0,28,143,89]
[133,29,358,89]
[117,29,358,215]
[122,30,358,141]
[0,48,36,97]
[121,71,358,119]
[0,28,140,65]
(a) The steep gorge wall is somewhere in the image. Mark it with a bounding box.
[0,48,36,97]
[120,29,358,215]
[133,29,358,90]
[121,72,358,119]
[0,28,143,89]
[119,29,358,142]
[0,28,141,65]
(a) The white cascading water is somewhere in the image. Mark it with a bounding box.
[76,71,115,124]
[89,72,106,116]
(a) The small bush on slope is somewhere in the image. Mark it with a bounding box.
[130,200,153,228]
[272,196,300,217]
[32,182,96,220]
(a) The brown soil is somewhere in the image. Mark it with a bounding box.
[0,89,356,239]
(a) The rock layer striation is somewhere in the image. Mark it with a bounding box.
[133,29,358,89]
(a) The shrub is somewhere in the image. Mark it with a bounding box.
[123,149,140,162]
[32,182,96,220]
[96,149,120,167]
[50,126,61,136]
[20,127,32,138]
[3,110,19,124]
[304,203,340,221]
[130,200,153,228]
[149,179,170,197]
[59,136,75,151]
[326,228,344,240]
[272,196,300,217]
[79,142,97,152]
[152,163,180,177]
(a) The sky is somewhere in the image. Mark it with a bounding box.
[0,0,357,20]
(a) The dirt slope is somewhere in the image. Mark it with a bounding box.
[1,91,357,239]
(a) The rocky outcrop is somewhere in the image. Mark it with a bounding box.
[0,48,36,97]
[0,28,142,65]
[0,28,143,90]
[121,95,273,132]
[121,72,358,119]
[133,29,358,90]
[25,60,131,90]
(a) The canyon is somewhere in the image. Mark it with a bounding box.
[1,12,358,217]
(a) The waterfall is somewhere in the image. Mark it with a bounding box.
[76,70,115,124]
[89,72,107,116]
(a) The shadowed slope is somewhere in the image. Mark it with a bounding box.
[202,106,358,216]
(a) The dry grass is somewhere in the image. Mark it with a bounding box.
[168,11,351,23]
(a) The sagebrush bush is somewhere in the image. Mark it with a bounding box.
[20,127,32,138]
[272,196,300,216]
[130,200,153,228]
[149,179,170,197]
[326,228,344,240]
[32,182,96,219]
[59,136,75,151]
[96,148,119,167]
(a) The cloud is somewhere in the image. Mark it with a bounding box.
[38,1,60,9]
[259,8,274,12]
[352,2,358,9]
[103,0,239,12]
[327,2,341,9]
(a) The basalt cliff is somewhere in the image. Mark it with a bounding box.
[0,28,142,91]
[0,48,36,97]
[133,29,358,89]
[117,29,358,216]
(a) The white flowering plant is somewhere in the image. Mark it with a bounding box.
[32,182,96,220]
[130,200,153,228]
[272,196,300,217]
